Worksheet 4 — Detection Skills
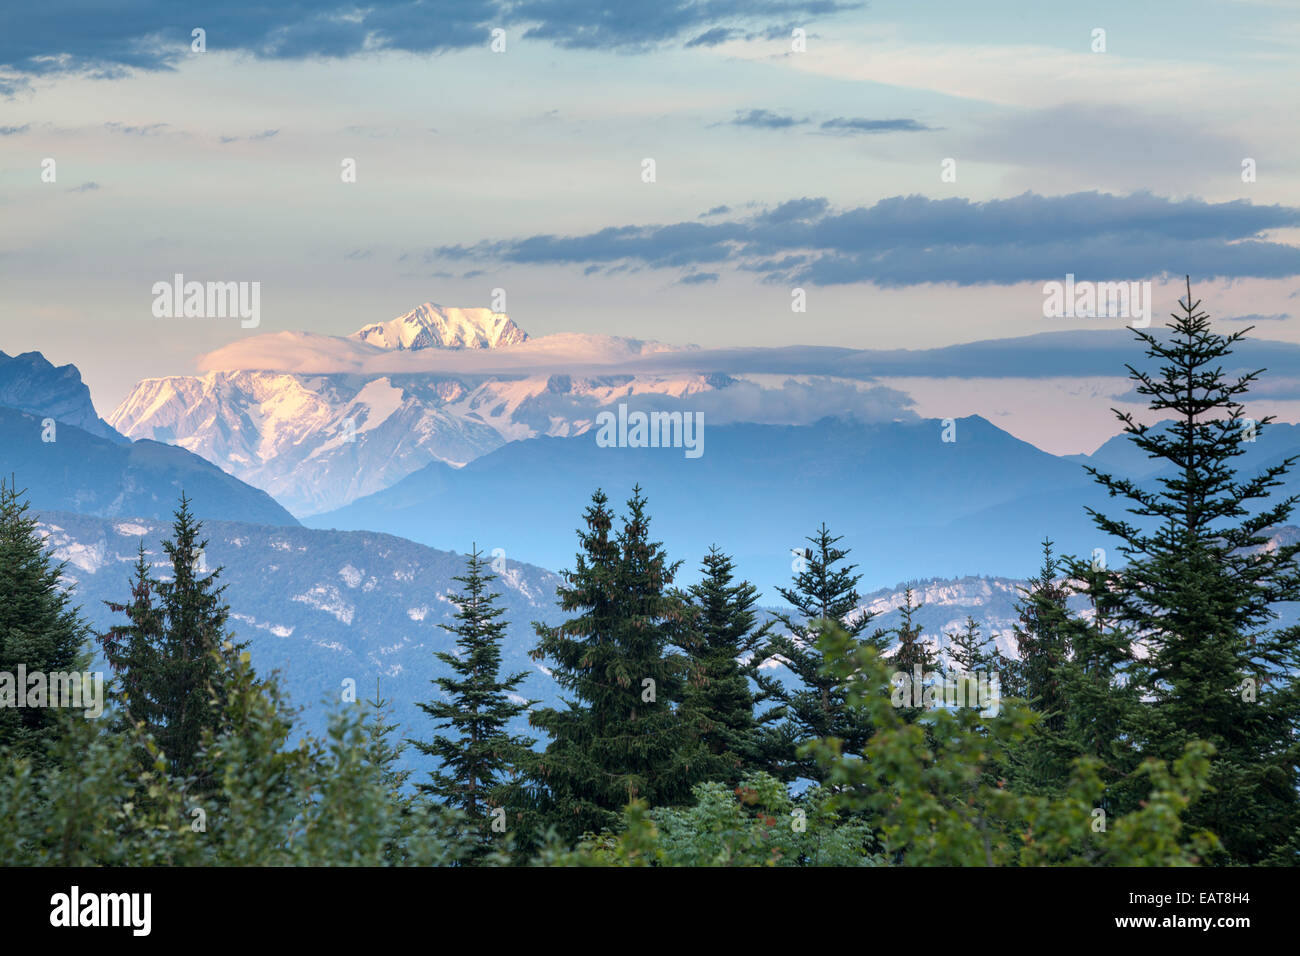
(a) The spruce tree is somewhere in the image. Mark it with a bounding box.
[947,615,994,675]
[412,546,535,839]
[1010,541,1072,732]
[998,543,1082,796]
[0,479,91,767]
[888,586,939,719]
[101,544,166,734]
[890,586,937,675]
[100,494,242,782]
[680,546,770,784]
[1081,277,1300,864]
[761,524,886,782]
[526,488,703,842]
[1051,556,1143,811]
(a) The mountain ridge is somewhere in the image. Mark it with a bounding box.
[0,350,127,444]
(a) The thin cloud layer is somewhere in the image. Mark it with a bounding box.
[435,191,1300,287]
[195,326,1300,384]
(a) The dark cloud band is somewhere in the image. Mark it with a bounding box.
[0,0,861,82]
[434,191,1300,286]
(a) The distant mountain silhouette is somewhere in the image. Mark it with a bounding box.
[308,415,1109,592]
[0,350,126,443]
[0,406,298,526]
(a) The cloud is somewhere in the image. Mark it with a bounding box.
[685,26,739,48]
[964,104,1253,193]
[70,182,99,192]
[1222,312,1290,321]
[515,1,858,51]
[104,121,169,136]
[818,117,934,134]
[434,191,1300,287]
[192,323,1300,422]
[679,272,719,284]
[722,112,934,134]
[566,376,918,428]
[729,109,808,129]
[0,0,862,84]
[220,128,280,143]
[0,123,29,135]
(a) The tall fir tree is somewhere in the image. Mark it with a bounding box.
[1051,555,1143,812]
[412,546,535,847]
[1080,277,1300,864]
[680,546,770,784]
[888,586,939,719]
[100,494,243,782]
[0,479,91,767]
[999,541,1084,796]
[761,524,887,782]
[525,488,704,842]
[1009,541,1072,730]
[100,544,166,735]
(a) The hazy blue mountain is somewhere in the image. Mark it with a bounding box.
[0,406,299,526]
[0,349,127,443]
[310,407,1300,597]
[1070,419,1300,481]
[1067,421,1175,480]
[309,415,1109,594]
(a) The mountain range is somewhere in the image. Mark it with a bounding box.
[108,304,740,514]
[10,321,1300,778]
[308,413,1122,593]
[35,298,1300,594]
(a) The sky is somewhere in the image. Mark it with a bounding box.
[2,0,1300,433]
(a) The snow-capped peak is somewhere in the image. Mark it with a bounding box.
[350,303,529,351]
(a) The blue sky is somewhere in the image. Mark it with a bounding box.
[2,0,1299,414]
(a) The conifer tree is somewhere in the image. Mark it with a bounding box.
[0,479,91,767]
[526,488,704,842]
[997,543,1081,796]
[1010,541,1072,730]
[807,620,1220,867]
[888,586,939,719]
[412,547,534,840]
[761,524,886,782]
[1050,556,1142,810]
[100,494,243,782]
[1080,277,1300,864]
[680,546,770,784]
[101,544,166,734]
[890,586,937,675]
[947,615,994,675]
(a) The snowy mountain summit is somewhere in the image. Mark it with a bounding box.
[351,303,529,351]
